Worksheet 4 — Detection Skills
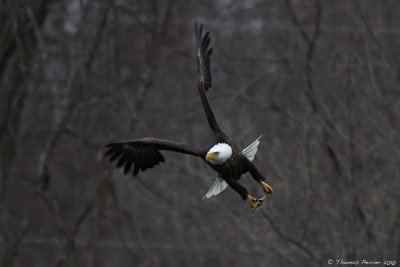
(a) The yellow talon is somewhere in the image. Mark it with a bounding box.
[248,195,259,210]
[261,181,273,194]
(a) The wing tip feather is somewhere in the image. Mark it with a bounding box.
[104,141,166,177]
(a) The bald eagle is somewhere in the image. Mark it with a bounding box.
[105,24,273,210]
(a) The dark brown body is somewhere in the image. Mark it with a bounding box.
[204,142,265,200]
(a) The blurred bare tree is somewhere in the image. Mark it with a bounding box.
[0,0,399,266]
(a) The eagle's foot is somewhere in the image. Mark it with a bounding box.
[248,194,264,211]
[248,195,258,209]
[261,181,273,194]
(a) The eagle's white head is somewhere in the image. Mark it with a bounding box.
[205,143,232,165]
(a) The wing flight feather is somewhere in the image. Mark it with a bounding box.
[105,138,203,176]
[195,23,230,143]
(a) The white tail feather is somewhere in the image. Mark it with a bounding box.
[202,177,228,199]
[202,135,262,200]
[242,135,262,161]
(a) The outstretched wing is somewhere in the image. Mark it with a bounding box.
[105,138,204,176]
[195,23,230,143]
[196,23,213,90]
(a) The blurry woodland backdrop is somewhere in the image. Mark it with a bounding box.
[1,0,400,266]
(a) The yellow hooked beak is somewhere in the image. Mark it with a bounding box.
[206,152,218,162]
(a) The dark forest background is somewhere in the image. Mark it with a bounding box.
[1,0,400,266]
